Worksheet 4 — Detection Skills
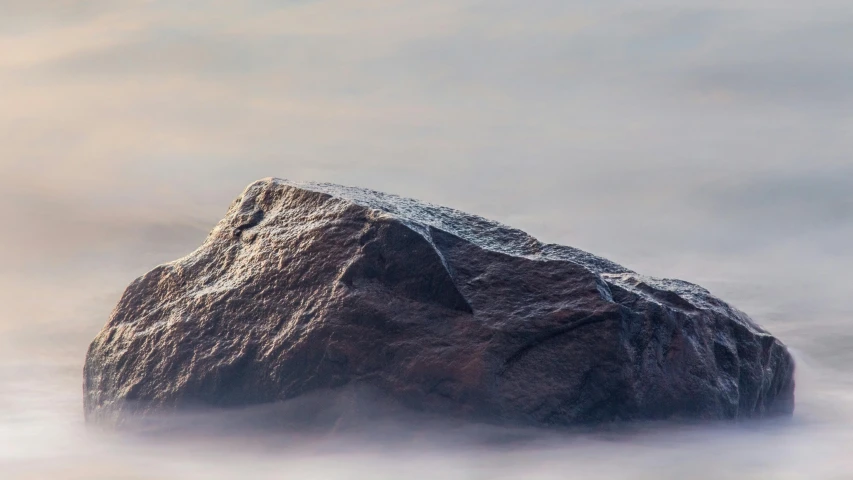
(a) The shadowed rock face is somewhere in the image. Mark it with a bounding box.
[84,178,795,426]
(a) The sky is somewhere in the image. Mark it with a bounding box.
[0,1,851,478]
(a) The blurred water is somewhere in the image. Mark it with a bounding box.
[0,351,852,480]
[2,0,852,478]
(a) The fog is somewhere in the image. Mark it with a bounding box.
[1,0,852,478]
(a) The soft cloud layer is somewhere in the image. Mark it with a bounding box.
[2,1,851,212]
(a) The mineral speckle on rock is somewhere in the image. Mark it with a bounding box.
[84,178,795,427]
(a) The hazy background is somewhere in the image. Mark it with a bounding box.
[1,1,851,478]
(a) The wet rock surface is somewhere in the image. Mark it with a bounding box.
[84,178,795,426]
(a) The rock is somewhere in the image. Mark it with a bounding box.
[84,178,795,427]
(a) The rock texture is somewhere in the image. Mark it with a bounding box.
[84,178,795,426]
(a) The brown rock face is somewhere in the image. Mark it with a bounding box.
[84,178,795,426]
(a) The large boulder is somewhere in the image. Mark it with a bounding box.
[84,178,795,426]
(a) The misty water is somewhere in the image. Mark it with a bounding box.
[2,1,852,478]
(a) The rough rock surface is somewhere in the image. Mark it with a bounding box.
[84,178,795,426]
